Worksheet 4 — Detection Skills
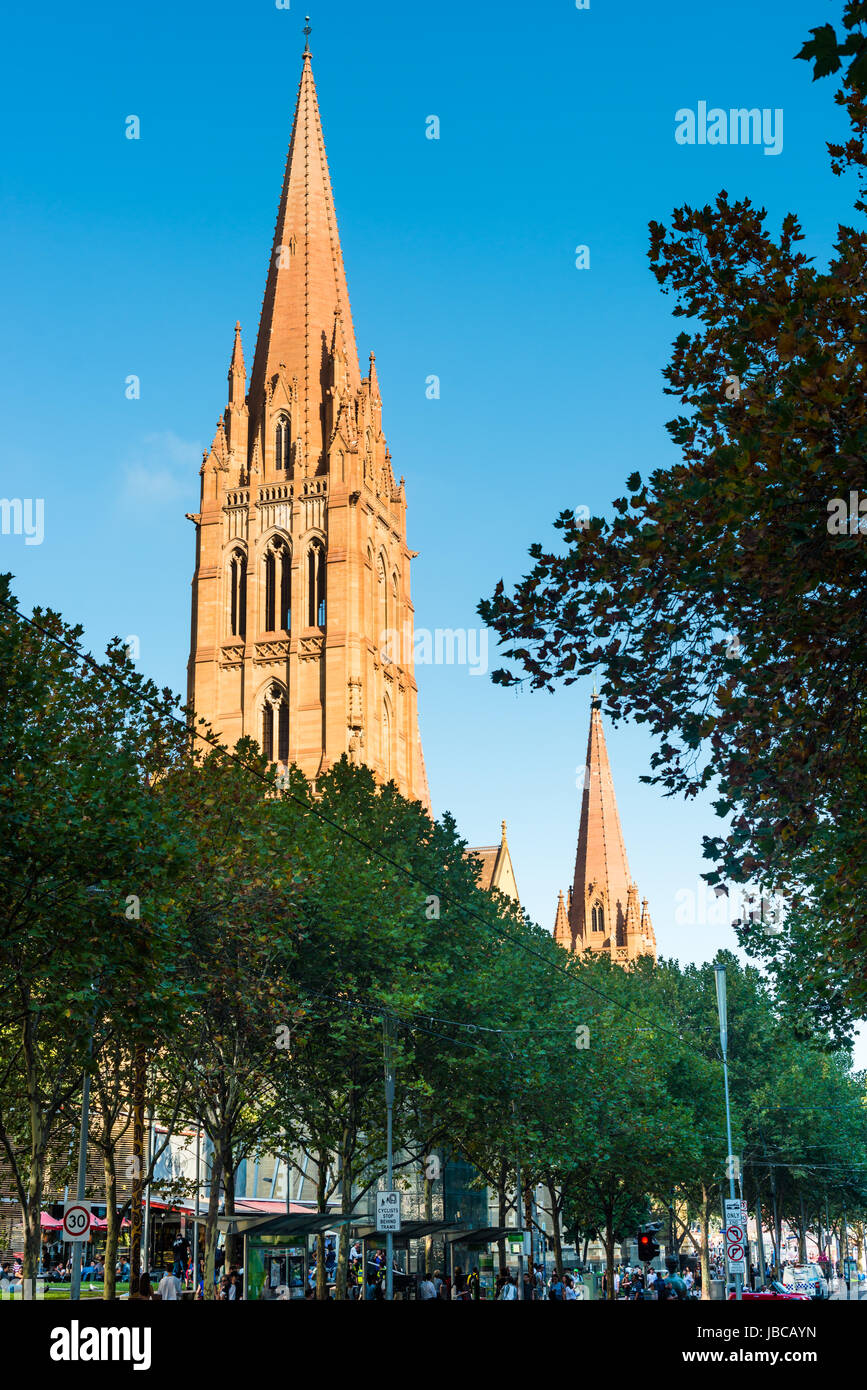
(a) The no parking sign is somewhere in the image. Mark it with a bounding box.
[724,1198,746,1275]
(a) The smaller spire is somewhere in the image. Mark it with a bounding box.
[230,321,245,370]
[501,819,508,842]
[554,889,570,948]
[303,14,311,53]
[228,321,246,406]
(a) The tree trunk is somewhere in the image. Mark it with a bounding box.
[604,1224,616,1302]
[496,1161,508,1274]
[700,1183,711,1302]
[798,1194,807,1263]
[547,1177,563,1274]
[127,1043,146,1297]
[103,1154,118,1300]
[203,1144,223,1301]
[22,1165,43,1291]
[424,1171,434,1275]
[334,1142,353,1301]
[315,1148,328,1299]
[223,1143,239,1270]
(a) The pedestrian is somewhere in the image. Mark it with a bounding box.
[418,1274,438,1301]
[467,1267,480,1301]
[129,1275,156,1301]
[498,1275,518,1300]
[172,1234,190,1279]
[549,1269,564,1301]
[157,1268,183,1301]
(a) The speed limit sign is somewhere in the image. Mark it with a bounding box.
[63,1201,91,1242]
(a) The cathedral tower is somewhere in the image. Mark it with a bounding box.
[555,694,656,961]
[186,41,429,806]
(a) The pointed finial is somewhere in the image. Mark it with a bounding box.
[303,15,311,51]
[501,819,508,840]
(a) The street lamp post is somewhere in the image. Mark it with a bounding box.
[192,1122,201,1294]
[70,886,109,1302]
[714,962,742,1302]
[383,1015,394,1302]
[69,1034,94,1302]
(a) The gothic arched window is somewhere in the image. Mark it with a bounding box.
[382,697,392,778]
[308,541,326,627]
[275,416,291,472]
[261,683,289,765]
[229,548,247,639]
[377,555,388,642]
[591,901,605,933]
[264,537,291,632]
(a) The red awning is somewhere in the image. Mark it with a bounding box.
[40,1212,63,1230]
[234,1199,314,1215]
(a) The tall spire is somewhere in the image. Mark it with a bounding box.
[247,43,361,458]
[564,693,656,961]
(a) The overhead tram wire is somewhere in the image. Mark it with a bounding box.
[0,595,760,1060]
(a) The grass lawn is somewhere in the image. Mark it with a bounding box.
[10,1281,131,1301]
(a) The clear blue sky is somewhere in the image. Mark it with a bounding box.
[2,0,858,1034]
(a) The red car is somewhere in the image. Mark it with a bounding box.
[728,1281,809,1301]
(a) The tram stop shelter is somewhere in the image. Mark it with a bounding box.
[445,1225,518,1296]
[349,1219,461,1292]
[213,1210,354,1300]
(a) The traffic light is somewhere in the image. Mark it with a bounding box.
[637,1224,661,1262]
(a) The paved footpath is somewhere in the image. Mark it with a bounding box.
[828,1278,865,1301]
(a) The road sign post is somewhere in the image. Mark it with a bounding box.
[376,1186,401,1293]
[63,1202,92,1243]
[724,1198,747,1281]
[376,1190,401,1233]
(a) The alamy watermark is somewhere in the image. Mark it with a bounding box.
[379,625,489,676]
[827,492,867,534]
[675,102,783,156]
[0,498,44,546]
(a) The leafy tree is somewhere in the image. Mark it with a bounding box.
[0,578,191,1284]
[798,1,867,95]
[479,29,867,1027]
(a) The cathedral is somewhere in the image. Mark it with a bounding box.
[554,693,656,962]
[185,38,652,954]
[186,38,428,807]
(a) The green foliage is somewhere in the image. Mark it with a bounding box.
[479,30,867,1028]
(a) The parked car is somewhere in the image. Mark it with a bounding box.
[729,1281,810,1301]
[782,1263,830,1299]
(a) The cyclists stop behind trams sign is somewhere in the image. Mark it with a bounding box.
[63,1201,92,1242]
[376,1190,401,1233]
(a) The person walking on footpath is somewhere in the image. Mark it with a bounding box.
[157,1269,183,1301]
[499,1275,518,1300]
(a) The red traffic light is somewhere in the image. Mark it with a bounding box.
[638,1230,660,1261]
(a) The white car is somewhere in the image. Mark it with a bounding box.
[782,1263,830,1299]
